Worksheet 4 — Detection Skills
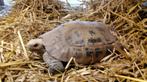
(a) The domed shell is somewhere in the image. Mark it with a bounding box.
[39,21,116,64]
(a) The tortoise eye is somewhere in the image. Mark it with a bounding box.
[33,44,39,47]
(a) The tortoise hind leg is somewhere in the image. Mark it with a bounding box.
[43,52,65,75]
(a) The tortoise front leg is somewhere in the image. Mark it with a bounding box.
[43,52,65,75]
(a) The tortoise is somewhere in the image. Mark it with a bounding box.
[27,21,118,74]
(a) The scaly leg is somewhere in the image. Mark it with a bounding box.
[43,52,65,75]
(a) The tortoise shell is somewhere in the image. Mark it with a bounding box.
[38,21,116,64]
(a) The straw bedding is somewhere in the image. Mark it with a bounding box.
[0,0,146,82]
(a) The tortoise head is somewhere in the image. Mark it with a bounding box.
[27,38,45,54]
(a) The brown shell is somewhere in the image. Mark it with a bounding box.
[39,21,116,64]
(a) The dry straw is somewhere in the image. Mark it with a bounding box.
[0,0,146,82]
